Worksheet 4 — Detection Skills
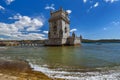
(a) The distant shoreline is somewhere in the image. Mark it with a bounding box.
[1,39,120,47]
[82,39,120,43]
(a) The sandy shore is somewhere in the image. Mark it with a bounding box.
[0,59,63,80]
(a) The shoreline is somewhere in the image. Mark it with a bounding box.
[0,59,64,80]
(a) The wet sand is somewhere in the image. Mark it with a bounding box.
[0,59,63,80]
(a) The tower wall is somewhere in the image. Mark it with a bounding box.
[61,20,70,38]
[45,8,81,46]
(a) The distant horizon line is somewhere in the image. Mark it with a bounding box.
[1,38,120,41]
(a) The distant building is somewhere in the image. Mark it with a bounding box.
[0,41,19,46]
[45,8,81,46]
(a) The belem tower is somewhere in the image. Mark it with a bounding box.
[45,8,81,46]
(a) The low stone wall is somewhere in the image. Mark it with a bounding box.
[67,37,81,46]
[74,37,81,45]
[45,38,63,46]
[45,37,81,46]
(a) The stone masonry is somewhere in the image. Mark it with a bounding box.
[45,8,81,46]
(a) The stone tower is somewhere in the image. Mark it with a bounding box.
[46,8,70,46]
[45,8,81,46]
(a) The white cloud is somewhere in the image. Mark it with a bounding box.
[9,14,43,31]
[103,28,107,30]
[0,14,45,40]
[112,21,120,25]
[0,38,4,40]
[70,29,77,32]
[66,10,72,14]
[45,4,55,10]
[93,2,99,8]
[104,0,119,3]
[0,5,5,10]
[43,31,48,34]
[9,13,21,19]
[87,2,99,12]
[83,0,87,3]
[5,0,15,5]
[16,33,45,40]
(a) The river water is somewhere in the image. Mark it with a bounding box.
[0,43,120,80]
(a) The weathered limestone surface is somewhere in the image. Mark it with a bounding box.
[45,8,81,46]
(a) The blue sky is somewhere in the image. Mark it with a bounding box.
[0,0,120,40]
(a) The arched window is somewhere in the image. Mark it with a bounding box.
[54,21,57,25]
[53,25,57,35]
[65,27,67,33]
[59,29,63,37]
[53,26,57,31]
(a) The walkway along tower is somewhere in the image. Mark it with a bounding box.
[45,8,81,46]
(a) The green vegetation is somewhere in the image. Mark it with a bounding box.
[82,39,120,43]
